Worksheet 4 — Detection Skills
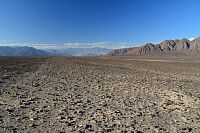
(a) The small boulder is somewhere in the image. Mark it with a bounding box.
[32,82,40,87]
[6,107,15,113]
[1,74,10,80]
[85,124,92,129]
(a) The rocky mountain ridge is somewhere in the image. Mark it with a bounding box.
[108,37,200,56]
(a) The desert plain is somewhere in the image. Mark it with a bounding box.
[0,56,200,133]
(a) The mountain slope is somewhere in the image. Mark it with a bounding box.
[0,46,49,56]
[108,37,200,56]
[0,46,111,56]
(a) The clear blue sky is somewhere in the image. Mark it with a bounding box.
[0,0,200,47]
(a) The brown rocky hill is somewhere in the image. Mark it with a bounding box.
[108,37,200,56]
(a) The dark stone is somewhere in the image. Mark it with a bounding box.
[11,127,17,133]
[138,112,143,116]
[61,116,65,120]
[16,85,21,89]
[85,124,92,129]
[30,123,38,128]
[2,75,10,79]
[32,82,40,87]
[6,107,15,113]
[188,127,192,132]
[68,123,72,126]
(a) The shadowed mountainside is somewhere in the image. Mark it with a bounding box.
[0,46,49,56]
[0,46,111,56]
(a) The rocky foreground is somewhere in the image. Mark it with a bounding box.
[0,57,200,133]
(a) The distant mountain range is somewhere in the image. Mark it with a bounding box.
[0,46,112,56]
[108,37,200,56]
[2,37,200,57]
[45,47,111,56]
[0,46,48,56]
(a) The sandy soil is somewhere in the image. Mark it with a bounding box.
[0,57,200,133]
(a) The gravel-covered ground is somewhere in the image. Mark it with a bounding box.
[0,57,200,133]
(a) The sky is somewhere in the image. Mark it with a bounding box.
[0,0,200,49]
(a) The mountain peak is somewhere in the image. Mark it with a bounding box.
[108,36,200,56]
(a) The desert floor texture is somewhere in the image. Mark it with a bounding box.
[0,56,200,133]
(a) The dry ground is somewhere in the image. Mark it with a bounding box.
[0,56,200,133]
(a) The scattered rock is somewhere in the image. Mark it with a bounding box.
[85,124,92,129]
[188,127,192,132]
[0,80,4,83]
[1,57,200,132]
[6,107,15,113]
[32,82,40,87]
[1,74,10,79]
